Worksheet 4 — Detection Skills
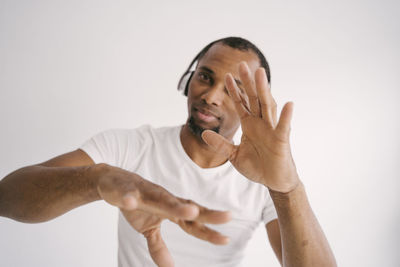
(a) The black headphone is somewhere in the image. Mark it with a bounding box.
[177,41,216,97]
[178,71,194,96]
[177,37,271,97]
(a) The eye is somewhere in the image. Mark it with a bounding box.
[198,72,211,83]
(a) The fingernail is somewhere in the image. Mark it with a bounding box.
[225,211,233,221]
[218,236,230,245]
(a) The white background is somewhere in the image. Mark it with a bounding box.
[0,0,399,266]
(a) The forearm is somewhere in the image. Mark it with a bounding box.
[0,164,105,223]
[269,181,336,267]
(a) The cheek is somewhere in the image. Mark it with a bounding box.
[187,84,198,107]
[188,80,204,96]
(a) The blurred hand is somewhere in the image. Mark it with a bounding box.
[96,165,231,267]
[202,62,300,193]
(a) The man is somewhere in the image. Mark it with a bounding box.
[0,37,336,266]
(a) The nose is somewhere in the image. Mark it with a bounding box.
[201,82,225,106]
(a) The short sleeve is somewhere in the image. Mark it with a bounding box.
[79,129,131,168]
[261,192,278,224]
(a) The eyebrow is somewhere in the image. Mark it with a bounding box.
[198,66,242,86]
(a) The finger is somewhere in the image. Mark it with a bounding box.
[276,101,294,140]
[255,68,277,127]
[195,208,232,224]
[175,197,232,224]
[137,181,199,220]
[239,62,260,116]
[268,88,278,127]
[144,228,174,267]
[201,130,236,159]
[271,97,278,127]
[225,73,250,119]
[178,220,230,245]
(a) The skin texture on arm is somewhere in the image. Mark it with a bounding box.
[202,62,337,266]
[0,149,99,222]
[0,149,231,267]
[268,183,336,267]
[266,219,283,266]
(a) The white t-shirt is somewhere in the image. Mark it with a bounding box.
[80,125,277,267]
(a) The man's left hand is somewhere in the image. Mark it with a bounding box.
[202,62,299,193]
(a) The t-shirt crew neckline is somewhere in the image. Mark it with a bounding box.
[174,125,232,175]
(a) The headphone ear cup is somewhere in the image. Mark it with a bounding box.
[184,72,194,96]
[178,71,193,96]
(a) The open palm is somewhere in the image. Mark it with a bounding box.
[97,168,231,267]
[121,209,171,266]
[202,62,299,193]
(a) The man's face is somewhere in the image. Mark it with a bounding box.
[186,43,261,139]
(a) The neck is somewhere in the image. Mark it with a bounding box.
[180,124,232,168]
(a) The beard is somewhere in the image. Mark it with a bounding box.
[188,116,220,138]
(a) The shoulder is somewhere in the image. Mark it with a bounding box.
[95,124,179,142]
[93,125,182,156]
[80,125,181,167]
[130,124,181,143]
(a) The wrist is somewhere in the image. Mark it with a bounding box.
[88,163,111,201]
[263,173,301,194]
[268,180,305,202]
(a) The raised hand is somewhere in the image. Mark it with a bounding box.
[96,165,231,267]
[202,62,300,193]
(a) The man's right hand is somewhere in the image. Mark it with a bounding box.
[0,149,231,267]
[96,164,232,267]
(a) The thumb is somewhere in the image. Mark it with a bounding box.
[201,130,235,158]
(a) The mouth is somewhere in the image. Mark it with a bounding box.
[193,107,220,123]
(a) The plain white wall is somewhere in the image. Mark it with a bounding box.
[1,0,399,266]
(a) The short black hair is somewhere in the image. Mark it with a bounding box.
[177,37,271,96]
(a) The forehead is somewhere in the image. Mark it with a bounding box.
[197,43,260,75]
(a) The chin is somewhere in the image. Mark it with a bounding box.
[188,116,220,137]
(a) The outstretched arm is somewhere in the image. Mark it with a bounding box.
[0,149,231,267]
[0,149,98,222]
[202,62,336,267]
